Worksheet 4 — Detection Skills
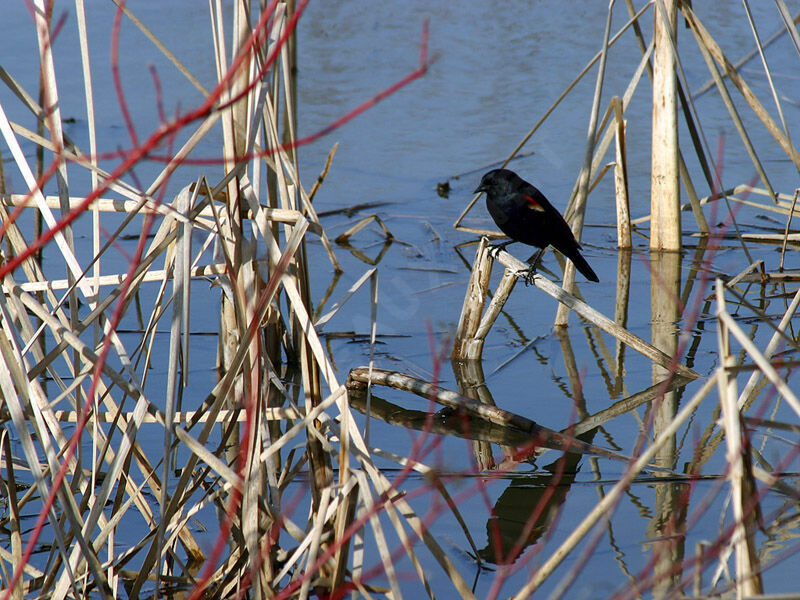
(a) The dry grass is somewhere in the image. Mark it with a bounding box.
[1,2,800,600]
[0,2,440,598]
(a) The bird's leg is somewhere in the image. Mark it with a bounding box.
[520,248,545,286]
[529,248,545,270]
[488,239,514,259]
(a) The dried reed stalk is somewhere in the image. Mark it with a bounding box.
[715,284,764,597]
[514,375,717,598]
[452,237,492,360]
[348,366,638,462]
[457,243,698,379]
[0,3,449,599]
[554,0,614,326]
[682,3,800,172]
[612,97,631,249]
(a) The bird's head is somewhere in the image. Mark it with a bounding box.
[474,168,519,195]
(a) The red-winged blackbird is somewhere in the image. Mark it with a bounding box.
[474,168,599,282]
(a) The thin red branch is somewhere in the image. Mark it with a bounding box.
[111,2,139,148]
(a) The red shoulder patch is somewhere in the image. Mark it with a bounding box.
[522,194,545,212]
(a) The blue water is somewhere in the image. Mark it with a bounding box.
[1,1,800,598]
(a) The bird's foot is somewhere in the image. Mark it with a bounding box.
[528,248,545,270]
[488,241,512,259]
[516,248,545,285]
[517,265,539,286]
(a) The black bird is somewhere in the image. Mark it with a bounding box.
[474,168,599,283]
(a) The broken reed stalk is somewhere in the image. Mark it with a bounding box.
[452,237,492,359]
[692,8,800,98]
[0,3,452,599]
[650,0,681,251]
[210,5,248,541]
[511,375,717,598]
[715,283,764,596]
[334,214,394,244]
[631,183,799,226]
[681,2,800,174]
[623,0,709,231]
[347,366,636,463]
[612,97,631,249]
[453,240,698,380]
[554,0,614,327]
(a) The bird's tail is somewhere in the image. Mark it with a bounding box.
[567,249,599,282]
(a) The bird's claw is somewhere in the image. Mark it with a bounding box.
[516,266,538,286]
[487,243,506,259]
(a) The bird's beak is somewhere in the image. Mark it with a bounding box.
[474,184,486,194]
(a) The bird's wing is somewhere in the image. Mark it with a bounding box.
[520,183,583,249]
[517,183,555,214]
[520,193,546,212]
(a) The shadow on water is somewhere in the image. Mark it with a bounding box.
[347,297,696,575]
[475,437,594,566]
[340,208,800,595]
[348,375,602,571]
